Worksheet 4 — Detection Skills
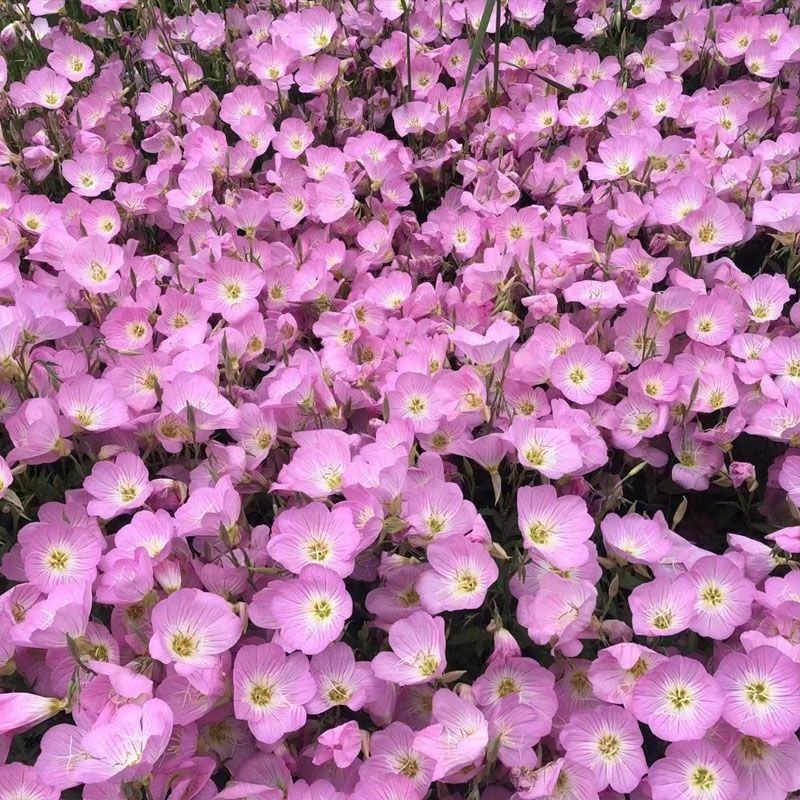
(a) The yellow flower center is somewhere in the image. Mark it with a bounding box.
[652,610,674,630]
[249,683,274,708]
[170,632,198,659]
[744,679,771,706]
[689,765,716,792]
[306,538,331,563]
[525,446,546,466]
[700,583,725,608]
[416,654,439,677]
[327,682,351,704]
[596,733,621,760]
[666,685,693,711]
[89,262,108,282]
[310,599,333,621]
[223,282,243,301]
[528,521,552,545]
[456,571,479,594]
[496,676,519,697]
[697,223,716,244]
[118,484,138,503]
[398,755,420,778]
[47,548,71,572]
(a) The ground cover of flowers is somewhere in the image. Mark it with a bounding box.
[3,0,800,798]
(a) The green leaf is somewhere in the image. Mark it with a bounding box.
[460,0,497,105]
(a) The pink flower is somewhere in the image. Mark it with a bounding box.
[753,193,800,233]
[723,730,800,800]
[61,153,114,197]
[20,522,102,593]
[359,722,434,793]
[307,642,375,713]
[506,419,583,479]
[174,475,241,538]
[586,135,648,181]
[518,574,596,654]
[648,741,738,800]
[742,274,794,323]
[588,643,666,707]
[149,588,242,671]
[680,200,744,256]
[629,575,695,637]
[80,699,173,782]
[0,693,64,736]
[58,375,129,432]
[314,174,354,224]
[0,456,13,501]
[232,643,315,744]
[13,68,71,109]
[516,485,593,569]
[6,398,72,466]
[451,319,519,367]
[686,555,755,639]
[272,429,354,498]
[550,344,613,405]
[278,7,337,56]
[559,705,647,793]
[417,537,498,613]
[404,480,477,543]
[630,656,723,742]
[196,259,266,324]
[250,565,352,655]
[267,503,360,577]
[387,373,442,434]
[601,512,671,565]
[272,118,314,159]
[413,689,489,781]
[0,764,59,800]
[63,236,124,293]
[372,611,446,685]
[474,656,557,724]
[161,373,239,437]
[392,102,435,137]
[685,294,738,346]
[84,453,152,519]
[47,37,95,81]
[488,697,546,767]
[715,646,800,742]
[312,720,361,768]
[518,758,598,800]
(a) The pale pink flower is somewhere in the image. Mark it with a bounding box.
[649,741,738,800]
[413,689,489,781]
[715,646,800,741]
[267,503,361,577]
[516,485,594,569]
[232,643,315,744]
[149,588,242,671]
[249,565,352,655]
[372,611,446,685]
[84,453,152,519]
[417,537,498,613]
[61,153,114,197]
[630,656,723,742]
[506,419,583,479]
[559,706,647,793]
[686,555,755,640]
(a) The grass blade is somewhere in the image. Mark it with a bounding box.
[460,0,498,106]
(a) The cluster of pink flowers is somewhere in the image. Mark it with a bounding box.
[3,0,800,797]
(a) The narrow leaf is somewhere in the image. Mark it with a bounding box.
[460,0,497,105]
